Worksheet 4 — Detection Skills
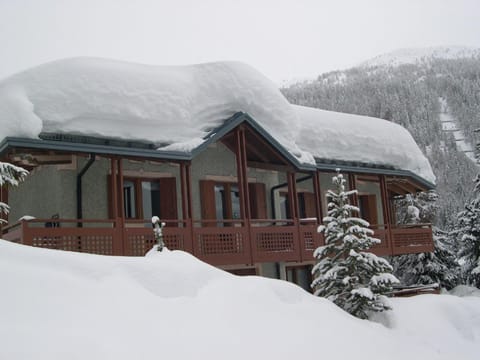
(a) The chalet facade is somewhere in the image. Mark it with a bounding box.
[0,58,435,291]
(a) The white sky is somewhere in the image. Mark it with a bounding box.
[1,0,479,84]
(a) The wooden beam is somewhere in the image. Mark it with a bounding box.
[110,158,118,219]
[389,179,418,195]
[246,161,293,173]
[386,182,408,195]
[348,173,359,207]
[313,170,323,223]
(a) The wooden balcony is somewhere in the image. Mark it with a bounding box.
[2,218,434,266]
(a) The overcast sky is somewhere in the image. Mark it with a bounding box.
[1,0,479,84]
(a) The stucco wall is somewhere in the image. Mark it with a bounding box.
[8,155,183,223]
[9,164,71,222]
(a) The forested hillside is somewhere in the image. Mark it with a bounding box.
[282,51,480,228]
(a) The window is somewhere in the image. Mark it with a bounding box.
[278,191,316,219]
[200,180,267,224]
[214,183,241,225]
[120,177,177,221]
[356,177,384,226]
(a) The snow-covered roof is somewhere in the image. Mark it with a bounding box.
[0,57,435,183]
[294,105,434,183]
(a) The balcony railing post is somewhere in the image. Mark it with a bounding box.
[21,220,32,246]
[185,218,194,254]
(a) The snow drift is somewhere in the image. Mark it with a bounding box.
[0,240,479,360]
[0,57,434,182]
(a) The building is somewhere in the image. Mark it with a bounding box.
[0,58,435,289]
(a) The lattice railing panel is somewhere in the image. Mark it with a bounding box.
[128,234,156,256]
[164,233,185,250]
[197,232,244,256]
[32,235,113,255]
[255,231,294,252]
[393,231,432,247]
[303,231,315,251]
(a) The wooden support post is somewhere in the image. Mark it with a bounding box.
[110,158,118,219]
[380,175,394,256]
[110,158,122,256]
[180,162,188,221]
[235,127,253,264]
[235,128,251,222]
[117,159,126,255]
[313,171,322,224]
[348,173,359,207]
[180,162,194,253]
[287,171,302,261]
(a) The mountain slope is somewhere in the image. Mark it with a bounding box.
[282,47,480,228]
[360,46,480,68]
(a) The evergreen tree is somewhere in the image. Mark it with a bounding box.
[399,228,458,289]
[456,135,480,287]
[311,171,398,319]
[0,162,28,222]
[392,191,459,289]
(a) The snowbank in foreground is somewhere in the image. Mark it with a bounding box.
[0,240,478,360]
[0,57,434,182]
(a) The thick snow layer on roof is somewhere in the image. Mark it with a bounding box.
[0,57,300,150]
[294,105,435,183]
[0,57,434,182]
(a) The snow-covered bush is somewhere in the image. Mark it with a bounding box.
[311,171,398,319]
[0,162,28,223]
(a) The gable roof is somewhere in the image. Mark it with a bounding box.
[0,57,435,186]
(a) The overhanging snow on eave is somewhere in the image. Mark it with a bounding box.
[314,160,435,190]
[189,112,316,172]
[0,137,191,161]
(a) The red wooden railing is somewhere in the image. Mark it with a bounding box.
[1,218,433,265]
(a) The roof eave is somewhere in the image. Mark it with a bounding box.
[0,137,191,161]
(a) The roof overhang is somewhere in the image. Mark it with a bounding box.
[0,112,435,191]
[0,136,190,162]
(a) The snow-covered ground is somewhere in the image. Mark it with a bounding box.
[439,98,477,165]
[1,239,479,360]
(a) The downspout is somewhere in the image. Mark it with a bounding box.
[77,153,96,227]
[270,175,312,220]
[270,174,312,280]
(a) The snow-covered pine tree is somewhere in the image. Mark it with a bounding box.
[392,191,459,289]
[0,162,28,222]
[456,134,480,287]
[311,171,398,319]
[400,228,458,289]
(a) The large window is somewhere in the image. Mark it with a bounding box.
[214,183,241,224]
[122,177,177,221]
[200,180,266,224]
[356,177,384,226]
[278,191,316,220]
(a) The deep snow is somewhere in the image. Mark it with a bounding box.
[0,240,479,360]
[0,57,435,183]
